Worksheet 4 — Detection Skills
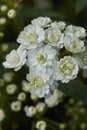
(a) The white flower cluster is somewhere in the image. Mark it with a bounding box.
[3,17,87,98]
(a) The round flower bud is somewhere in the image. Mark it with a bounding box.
[3,72,14,82]
[7,9,16,19]
[0,5,8,12]
[17,92,26,101]
[0,32,4,38]
[1,44,8,52]
[36,102,46,112]
[0,109,5,122]
[30,94,38,102]
[24,106,36,117]
[22,80,30,92]
[59,124,66,129]
[0,17,6,25]
[11,101,22,112]
[35,120,47,130]
[80,123,86,130]
[6,84,17,95]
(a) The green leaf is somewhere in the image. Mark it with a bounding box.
[58,78,87,104]
[75,0,87,14]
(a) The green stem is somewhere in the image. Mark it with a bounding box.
[31,121,35,130]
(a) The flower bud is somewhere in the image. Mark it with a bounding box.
[24,106,36,117]
[36,120,47,130]
[7,9,16,19]
[1,44,8,52]
[6,84,17,95]
[11,101,22,112]
[36,102,46,112]
[0,32,4,38]
[0,109,5,122]
[0,18,6,25]
[17,92,26,101]
[0,5,8,12]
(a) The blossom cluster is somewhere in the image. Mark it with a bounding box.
[3,17,87,98]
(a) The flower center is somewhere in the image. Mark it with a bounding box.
[26,32,37,43]
[59,60,73,74]
[72,40,78,48]
[31,76,44,88]
[37,53,45,63]
[51,32,59,43]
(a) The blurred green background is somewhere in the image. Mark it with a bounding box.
[0,0,87,130]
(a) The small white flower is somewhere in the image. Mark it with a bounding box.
[11,101,22,112]
[64,25,86,39]
[35,120,47,130]
[17,92,26,101]
[53,56,79,83]
[24,106,36,117]
[51,21,66,31]
[22,80,31,92]
[45,27,64,48]
[31,17,52,27]
[64,36,85,53]
[0,109,5,122]
[27,44,57,68]
[36,102,46,112]
[73,50,87,69]
[3,46,26,71]
[6,84,17,95]
[17,25,45,49]
[45,89,61,108]
[26,71,51,98]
